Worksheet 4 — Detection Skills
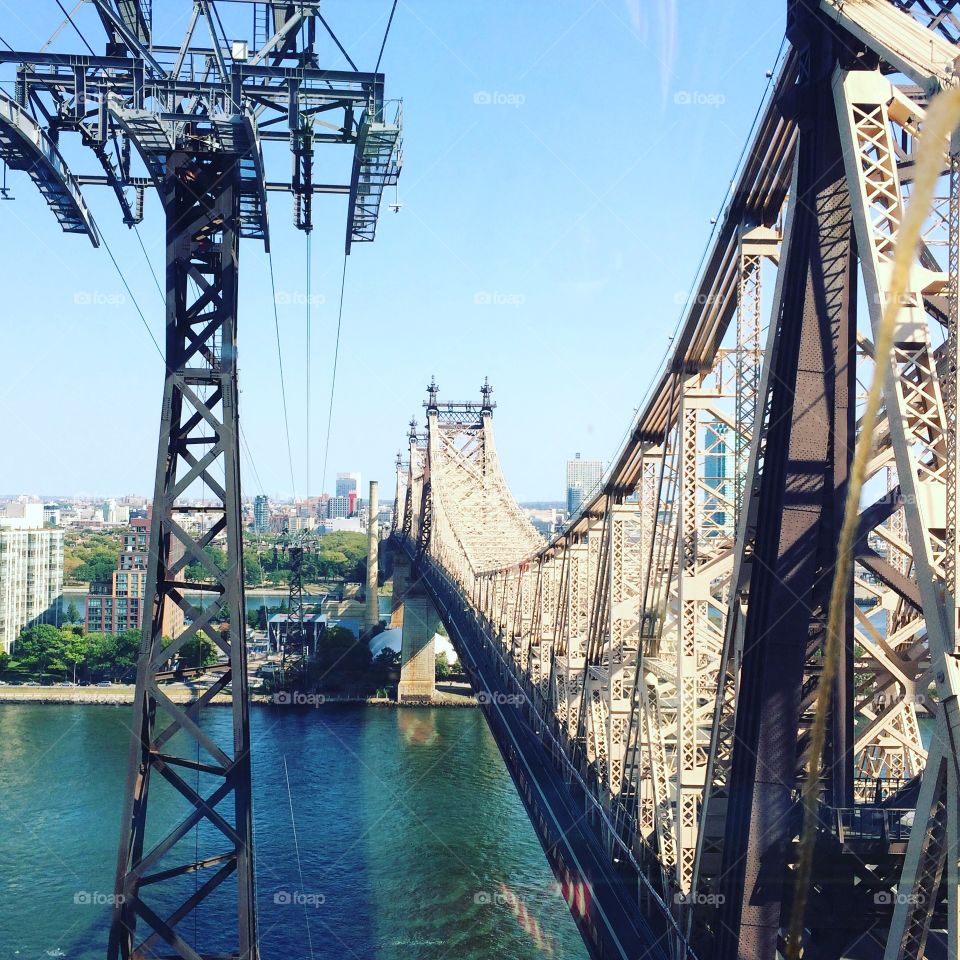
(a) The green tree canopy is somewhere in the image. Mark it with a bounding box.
[73,550,118,583]
[15,624,66,673]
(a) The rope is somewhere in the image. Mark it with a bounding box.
[785,84,960,960]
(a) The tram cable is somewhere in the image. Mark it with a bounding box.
[375,0,400,72]
[306,231,313,499]
[269,247,300,500]
[319,254,348,498]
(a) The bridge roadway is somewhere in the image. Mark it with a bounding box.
[410,546,681,960]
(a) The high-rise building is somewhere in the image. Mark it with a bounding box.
[253,495,269,532]
[0,516,64,653]
[328,495,352,519]
[86,520,184,638]
[566,453,603,516]
[335,472,361,498]
[703,422,733,535]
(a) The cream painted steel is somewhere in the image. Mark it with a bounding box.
[391,10,960,954]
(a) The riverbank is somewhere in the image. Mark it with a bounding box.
[0,681,477,707]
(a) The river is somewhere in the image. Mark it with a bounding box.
[0,703,588,960]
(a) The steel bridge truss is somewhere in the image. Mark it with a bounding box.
[393,4,960,958]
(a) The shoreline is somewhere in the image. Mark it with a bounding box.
[0,683,477,708]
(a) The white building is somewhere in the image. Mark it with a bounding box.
[100,500,130,525]
[0,518,64,653]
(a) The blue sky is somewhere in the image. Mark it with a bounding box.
[0,0,785,503]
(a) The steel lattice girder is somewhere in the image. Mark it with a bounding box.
[107,151,257,960]
[387,6,960,960]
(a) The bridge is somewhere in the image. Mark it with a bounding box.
[3,0,960,958]
[386,4,960,958]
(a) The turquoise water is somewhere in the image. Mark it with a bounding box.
[0,704,587,960]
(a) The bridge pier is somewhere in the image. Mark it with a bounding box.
[397,590,438,702]
[389,553,409,628]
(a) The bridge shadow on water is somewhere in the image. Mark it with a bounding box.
[0,702,587,960]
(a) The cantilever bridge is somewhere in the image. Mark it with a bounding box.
[387,4,960,958]
[4,1,960,958]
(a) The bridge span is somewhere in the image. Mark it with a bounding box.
[388,4,960,958]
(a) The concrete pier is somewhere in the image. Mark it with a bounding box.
[390,554,408,628]
[397,593,438,701]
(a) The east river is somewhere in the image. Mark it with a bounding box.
[0,703,589,959]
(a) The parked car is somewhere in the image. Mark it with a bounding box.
[95,680,113,687]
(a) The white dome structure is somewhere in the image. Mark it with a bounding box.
[368,625,458,664]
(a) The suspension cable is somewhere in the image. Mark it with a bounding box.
[284,755,316,960]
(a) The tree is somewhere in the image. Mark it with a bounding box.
[435,651,451,680]
[309,626,372,691]
[177,634,219,669]
[371,648,400,688]
[16,624,67,675]
[113,630,143,677]
[73,550,118,583]
[64,601,81,624]
[85,632,118,678]
[185,546,228,583]
[0,651,10,673]
[62,632,90,683]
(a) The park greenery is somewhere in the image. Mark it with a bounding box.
[64,530,123,582]
[63,528,368,586]
[4,624,219,683]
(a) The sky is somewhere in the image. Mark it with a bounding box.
[0,0,786,504]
